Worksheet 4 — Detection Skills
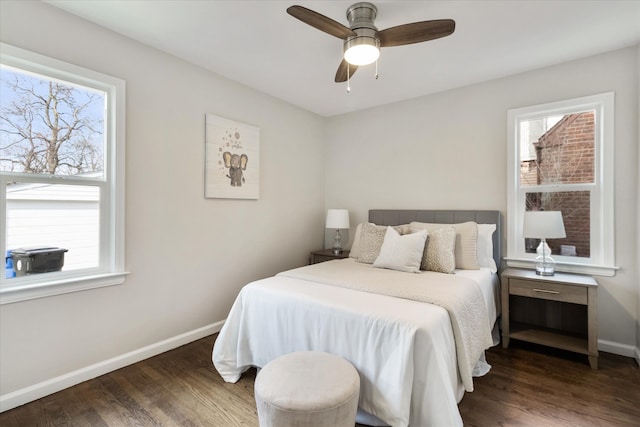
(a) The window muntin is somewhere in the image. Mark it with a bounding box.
[0,43,126,303]
[506,93,616,276]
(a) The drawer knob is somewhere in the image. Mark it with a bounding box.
[533,288,560,295]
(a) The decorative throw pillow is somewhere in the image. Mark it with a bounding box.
[393,223,412,235]
[409,221,480,270]
[356,223,388,264]
[352,222,410,261]
[373,227,427,273]
[423,226,456,274]
[477,223,497,273]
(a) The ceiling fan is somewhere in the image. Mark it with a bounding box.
[287,2,455,83]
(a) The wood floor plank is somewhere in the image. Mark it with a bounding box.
[1,334,638,426]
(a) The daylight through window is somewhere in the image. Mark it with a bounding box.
[0,43,126,303]
[506,93,616,276]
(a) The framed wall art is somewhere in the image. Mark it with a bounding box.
[205,114,260,199]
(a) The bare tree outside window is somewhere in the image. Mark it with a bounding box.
[1,44,126,301]
[1,67,107,277]
[0,68,105,176]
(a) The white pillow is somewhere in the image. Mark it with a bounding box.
[477,223,497,273]
[373,227,427,273]
[349,223,363,259]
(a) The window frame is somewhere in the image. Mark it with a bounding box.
[0,43,127,304]
[505,92,617,277]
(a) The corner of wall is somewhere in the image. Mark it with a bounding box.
[636,43,640,361]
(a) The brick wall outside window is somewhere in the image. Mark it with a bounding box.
[525,111,594,257]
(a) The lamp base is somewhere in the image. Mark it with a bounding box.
[535,266,555,276]
[332,229,343,256]
[535,239,556,276]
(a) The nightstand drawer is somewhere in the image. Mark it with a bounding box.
[510,279,588,305]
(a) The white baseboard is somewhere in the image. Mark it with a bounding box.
[0,320,225,413]
[598,338,637,358]
[635,346,640,367]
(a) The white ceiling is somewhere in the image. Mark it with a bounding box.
[45,0,640,117]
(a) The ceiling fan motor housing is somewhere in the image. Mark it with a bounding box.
[343,2,380,65]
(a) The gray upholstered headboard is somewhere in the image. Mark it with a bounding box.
[369,209,502,270]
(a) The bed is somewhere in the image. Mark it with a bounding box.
[213,209,502,427]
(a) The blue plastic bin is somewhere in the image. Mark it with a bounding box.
[5,250,16,278]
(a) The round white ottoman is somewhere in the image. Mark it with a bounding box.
[254,351,360,427]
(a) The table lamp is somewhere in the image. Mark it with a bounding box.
[326,209,350,255]
[523,211,566,276]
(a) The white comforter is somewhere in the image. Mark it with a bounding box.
[212,259,499,427]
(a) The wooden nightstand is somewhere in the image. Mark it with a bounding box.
[310,249,350,264]
[501,267,598,369]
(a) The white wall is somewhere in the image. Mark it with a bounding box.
[325,46,640,357]
[0,0,326,401]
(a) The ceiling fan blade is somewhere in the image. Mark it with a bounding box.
[287,5,356,39]
[378,19,455,47]
[335,59,358,83]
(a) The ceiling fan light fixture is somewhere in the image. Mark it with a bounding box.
[286,2,456,83]
[344,36,380,66]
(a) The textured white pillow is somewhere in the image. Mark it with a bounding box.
[373,227,427,273]
[356,223,388,264]
[409,221,479,270]
[423,226,456,273]
[477,223,497,273]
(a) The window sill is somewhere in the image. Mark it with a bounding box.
[504,258,618,277]
[0,271,129,305]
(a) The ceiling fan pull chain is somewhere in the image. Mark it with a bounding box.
[347,63,351,93]
[375,59,379,80]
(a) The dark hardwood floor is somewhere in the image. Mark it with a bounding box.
[459,341,640,427]
[1,334,638,426]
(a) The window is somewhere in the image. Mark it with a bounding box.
[0,43,126,303]
[506,93,616,276]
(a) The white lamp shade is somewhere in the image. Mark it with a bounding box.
[326,209,350,229]
[523,211,566,239]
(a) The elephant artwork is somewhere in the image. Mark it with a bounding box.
[223,152,248,187]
